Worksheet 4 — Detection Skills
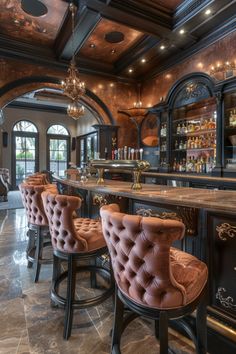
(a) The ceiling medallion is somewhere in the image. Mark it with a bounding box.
[21,0,48,17]
[105,31,125,43]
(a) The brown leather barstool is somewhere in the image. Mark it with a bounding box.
[100,204,208,354]
[19,183,52,282]
[41,191,114,340]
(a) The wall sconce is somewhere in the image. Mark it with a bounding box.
[210,61,236,79]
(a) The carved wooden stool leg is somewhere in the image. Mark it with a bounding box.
[159,311,168,354]
[34,227,44,283]
[111,289,124,354]
[64,255,77,340]
[196,291,207,354]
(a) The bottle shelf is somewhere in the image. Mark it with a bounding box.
[173,129,216,137]
[225,126,236,130]
[173,114,215,124]
[173,148,215,152]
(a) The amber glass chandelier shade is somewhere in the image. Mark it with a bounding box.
[67,101,85,120]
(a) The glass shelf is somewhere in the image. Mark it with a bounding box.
[171,96,217,174]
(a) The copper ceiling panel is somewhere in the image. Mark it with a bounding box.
[79,18,144,64]
[0,0,68,47]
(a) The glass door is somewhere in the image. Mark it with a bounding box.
[48,138,70,177]
[224,91,236,171]
[13,134,38,188]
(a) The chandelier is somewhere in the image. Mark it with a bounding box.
[67,101,85,120]
[61,3,85,119]
[118,84,148,148]
[118,84,148,123]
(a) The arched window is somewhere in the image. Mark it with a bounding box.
[12,120,39,188]
[13,120,37,132]
[47,124,70,177]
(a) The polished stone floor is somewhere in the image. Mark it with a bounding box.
[0,209,196,354]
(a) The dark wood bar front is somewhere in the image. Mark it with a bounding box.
[55,176,236,354]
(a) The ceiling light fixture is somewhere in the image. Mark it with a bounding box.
[141,58,146,63]
[61,3,85,120]
[118,84,148,148]
[67,102,85,120]
[128,68,133,73]
[179,29,185,34]
[205,9,211,15]
[160,45,165,50]
[90,43,96,48]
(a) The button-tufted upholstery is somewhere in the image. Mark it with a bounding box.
[42,191,106,253]
[100,203,208,310]
[24,173,58,193]
[19,183,48,226]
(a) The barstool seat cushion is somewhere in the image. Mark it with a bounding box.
[73,218,106,251]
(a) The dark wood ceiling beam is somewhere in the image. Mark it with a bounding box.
[173,0,235,30]
[85,0,172,38]
[141,15,236,81]
[114,35,160,74]
[55,5,101,60]
[0,35,135,83]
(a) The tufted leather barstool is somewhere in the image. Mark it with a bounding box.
[24,172,58,193]
[100,204,208,354]
[19,183,52,282]
[41,191,114,340]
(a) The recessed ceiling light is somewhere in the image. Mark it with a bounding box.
[160,45,165,50]
[90,43,96,48]
[128,68,133,73]
[205,9,211,15]
[111,49,116,54]
[110,83,114,87]
[141,58,146,63]
[179,29,185,34]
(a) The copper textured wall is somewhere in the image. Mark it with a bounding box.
[141,31,236,107]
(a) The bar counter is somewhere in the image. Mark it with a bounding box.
[54,175,236,353]
[53,176,236,213]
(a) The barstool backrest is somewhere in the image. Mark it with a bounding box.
[42,192,89,252]
[100,204,187,308]
[19,183,49,226]
[24,173,48,185]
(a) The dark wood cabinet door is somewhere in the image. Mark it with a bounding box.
[207,212,236,328]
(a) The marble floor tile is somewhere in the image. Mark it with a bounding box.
[0,209,199,354]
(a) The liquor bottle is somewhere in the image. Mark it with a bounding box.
[104,147,108,159]
[177,124,181,134]
[160,124,163,137]
[179,140,184,150]
[175,140,178,149]
[187,137,191,149]
[163,124,167,136]
[182,158,186,172]
[173,158,177,171]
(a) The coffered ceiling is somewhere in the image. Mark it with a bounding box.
[0,0,235,82]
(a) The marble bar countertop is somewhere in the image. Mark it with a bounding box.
[54,176,236,213]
